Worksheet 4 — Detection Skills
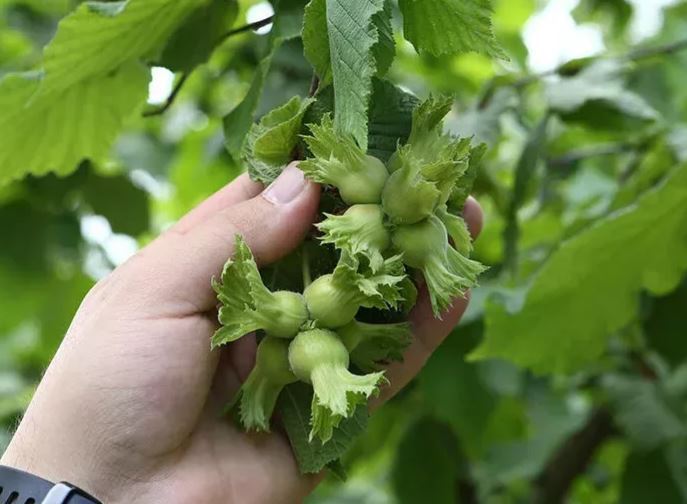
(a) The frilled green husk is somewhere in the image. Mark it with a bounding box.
[237,337,298,431]
[382,97,472,224]
[303,252,407,328]
[242,96,314,184]
[381,162,440,224]
[422,247,486,316]
[310,365,384,442]
[449,142,487,211]
[212,236,308,347]
[300,115,388,204]
[287,329,385,443]
[436,204,473,255]
[338,319,413,371]
[317,204,390,272]
[392,215,486,317]
[333,251,407,310]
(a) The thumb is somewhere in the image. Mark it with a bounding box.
[144,164,320,313]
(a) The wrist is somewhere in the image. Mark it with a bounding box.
[1,439,130,504]
[0,462,103,504]
[2,442,159,504]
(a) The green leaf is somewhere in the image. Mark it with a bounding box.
[603,374,686,450]
[398,0,505,58]
[277,382,368,474]
[472,162,687,374]
[159,0,239,72]
[481,384,588,484]
[367,79,418,161]
[573,0,632,38]
[0,0,207,183]
[303,0,395,87]
[243,96,314,183]
[371,0,395,77]
[449,87,518,146]
[610,140,675,211]
[37,0,203,98]
[82,171,149,236]
[327,0,386,150]
[252,97,313,164]
[305,80,418,161]
[391,417,464,504]
[0,193,78,273]
[224,57,274,159]
[546,60,659,122]
[0,64,148,185]
[223,0,304,158]
[621,449,686,504]
[302,0,386,149]
[302,0,331,83]
[418,322,497,457]
[644,280,687,366]
[503,115,550,273]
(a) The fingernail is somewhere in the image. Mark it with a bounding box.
[262,164,307,204]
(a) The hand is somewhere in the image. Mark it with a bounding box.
[1,164,483,504]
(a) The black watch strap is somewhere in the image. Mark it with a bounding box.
[0,465,101,504]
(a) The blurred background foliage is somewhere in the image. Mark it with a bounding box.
[2,0,687,502]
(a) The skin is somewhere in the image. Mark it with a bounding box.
[0,163,483,504]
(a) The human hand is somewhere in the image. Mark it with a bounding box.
[1,164,482,503]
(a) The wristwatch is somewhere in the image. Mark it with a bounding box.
[0,465,101,504]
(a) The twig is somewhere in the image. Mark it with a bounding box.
[624,37,687,63]
[547,142,637,169]
[301,246,312,289]
[142,73,189,117]
[456,475,479,504]
[308,74,320,97]
[217,16,275,43]
[510,37,687,90]
[503,114,550,277]
[143,16,275,117]
[534,408,617,504]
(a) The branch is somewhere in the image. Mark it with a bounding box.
[142,73,188,117]
[217,15,274,43]
[511,37,687,90]
[143,16,275,117]
[308,74,320,97]
[624,37,687,63]
[293,73,321,161]
[455,475,479,504]
[547,142,637,169]
[534,408,617,504]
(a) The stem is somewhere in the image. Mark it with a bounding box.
[534,408,617,504]
[143,16,275,118]
[480,39,687,100]
[142,73,189,117]
[503,113,550,277]
[308,74,320,97]
[217,16,275,43]
[547,142,638,169]
[624,37,687,63]
[301,245,312,289]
